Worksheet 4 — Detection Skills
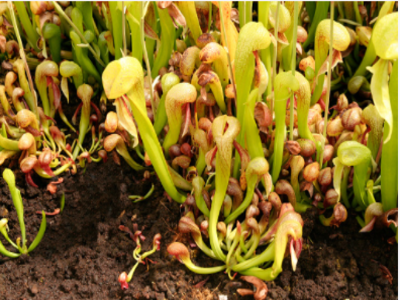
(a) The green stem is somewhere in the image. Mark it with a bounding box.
[319,2,334,166]
[109,2,123,59]
[244,89,264,159]
[182,257,226,274]
[381,60,398,211]
[341,166,351,208]
[0,135,20,151]
[70,28,101,83]
[13,2,40,51]
[152,6,174,78]
[52,1,105,67]
[232,241,274,272]
[127,88,186,203]
[271,99,286,183]
[126,3,142,62]
[3,169,26,250]
[27,211,46,253]
[177,2,202,41]
[289,2,299,141]
[193,176,210,217]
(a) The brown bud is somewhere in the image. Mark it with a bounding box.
[327,118,344,136]
[105,112,118,133]
[323,144,334,164]
[318,167,332,186]
[168,144,182,159]
[180,143,192,158]
[332,203,348,227]
[341,107,362,131]
[336,94,348,111]
[200,220,209,237]
[39,150,53,166]
[281,169,290,177]
[98,150,107,163]
[172,155,191,169]
[303,162,319,183]
[285,140,301,155]
[324,189,338,208]
[297,139,316,157]
[315,119,325,134]
[20,156,37,173]
[313,193,322,204]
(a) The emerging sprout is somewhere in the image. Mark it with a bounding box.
[320,203,348,227]
[104,134,144,171]
[167,242,226,274]
[0,169,46,257]
[178,216,217,259]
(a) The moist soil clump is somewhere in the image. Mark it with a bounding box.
[0,160,397,300]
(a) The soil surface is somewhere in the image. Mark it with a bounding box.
[0,159,397,300]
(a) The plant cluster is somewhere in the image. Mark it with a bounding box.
[0,1,398,297]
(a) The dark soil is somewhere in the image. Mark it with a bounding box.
[0,159,397,300]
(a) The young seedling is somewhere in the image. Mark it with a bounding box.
[118,233,161,290]
[167,242,226,274]
[0,169,46,258]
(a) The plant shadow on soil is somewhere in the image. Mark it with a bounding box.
[0,158,397,300]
